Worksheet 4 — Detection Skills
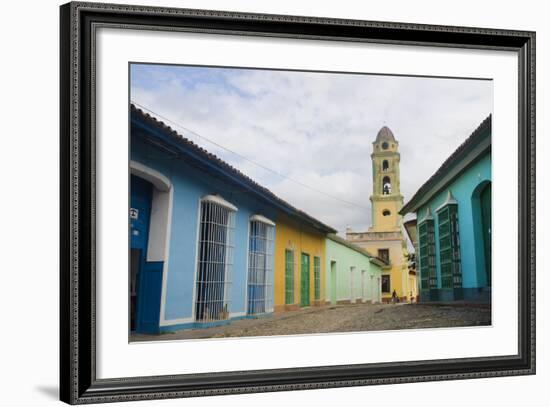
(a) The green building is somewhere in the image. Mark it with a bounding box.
[325,234,387,305]
[400,116,492,302]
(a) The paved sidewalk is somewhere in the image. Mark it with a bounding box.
[130,302,491,342]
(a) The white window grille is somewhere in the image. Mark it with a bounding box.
[195,196,236,322]
[247,215,275,315]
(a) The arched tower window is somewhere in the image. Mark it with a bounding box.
[382,160,389,172]
[382,176,392,195]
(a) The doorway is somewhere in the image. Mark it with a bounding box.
[374,277,381,303]
[300,253,310,307]
[130,175,153,331]
[473,180,492,288]
[350,267,356,303]
[480,183,492,286]
[330,261,337,304]
[361,270,367,301]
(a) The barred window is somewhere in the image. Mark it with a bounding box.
[437,203,462,289]
[247,216,275,315]
[195,197,236,322]
[418,211,437,290]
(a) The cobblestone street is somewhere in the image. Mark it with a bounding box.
[131,302,491,342]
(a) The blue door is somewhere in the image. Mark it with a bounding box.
[130,175,152,249]
[130,175,163,333]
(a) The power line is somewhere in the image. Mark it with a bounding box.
[131,101,371,211]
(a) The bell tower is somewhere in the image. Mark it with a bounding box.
[346,125,415,302]
[369,126,404,232]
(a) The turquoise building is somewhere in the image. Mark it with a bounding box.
[400,116,491,302]
[325,234,386,305]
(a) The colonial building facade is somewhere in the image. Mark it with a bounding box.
[130,105,336,334]
[325,234,385,305]
[273,215,329,312]
[400,116,491,303]
[346,127,416,302]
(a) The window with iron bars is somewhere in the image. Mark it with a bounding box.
[418,218,437,290]
[437,205,462,289]
[247,217,275,315]
[195,198,236,322]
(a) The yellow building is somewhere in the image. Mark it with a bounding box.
[274,214,334,312]
[346,126,417,302]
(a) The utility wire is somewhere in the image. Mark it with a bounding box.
[132,101,371,210]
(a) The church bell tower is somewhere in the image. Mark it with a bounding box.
[369,126,404,232]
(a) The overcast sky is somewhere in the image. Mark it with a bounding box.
[131,64,492,235]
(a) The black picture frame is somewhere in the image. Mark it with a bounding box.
[60,1,536,404]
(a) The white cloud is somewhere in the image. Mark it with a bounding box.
[131,65,492,235]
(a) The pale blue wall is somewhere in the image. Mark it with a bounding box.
[416,152,491,290]
[131,137,278,324]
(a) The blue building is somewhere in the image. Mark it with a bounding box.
[129,105,335,334]
[400,116,491,302]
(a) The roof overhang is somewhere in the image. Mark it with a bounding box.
[131,106,337,234]
[400,117,491,215]
[369,257,389,268]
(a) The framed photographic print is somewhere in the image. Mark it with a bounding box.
[60,1,536,404]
